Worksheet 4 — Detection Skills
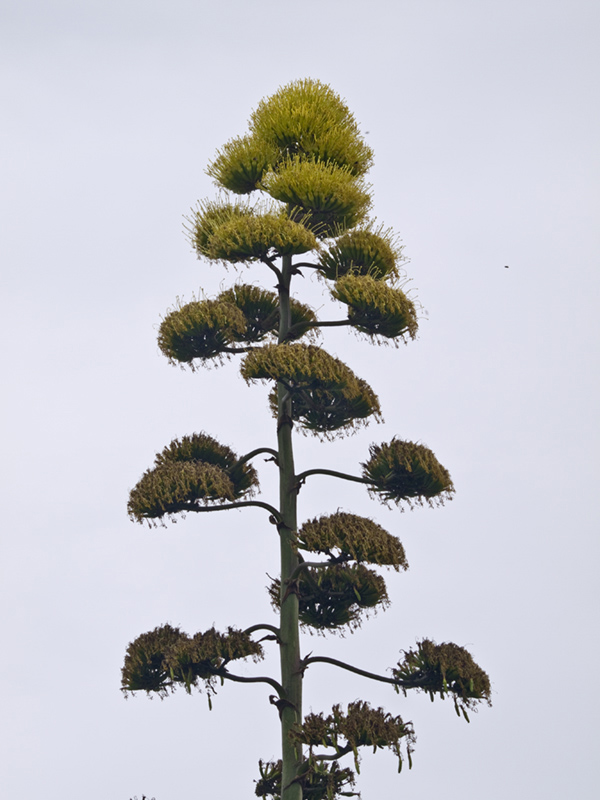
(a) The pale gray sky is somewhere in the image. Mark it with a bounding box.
[1,1,599,798]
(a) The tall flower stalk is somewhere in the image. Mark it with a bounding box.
[122,79,491,800]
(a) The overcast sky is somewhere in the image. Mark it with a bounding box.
[1,1,599,799]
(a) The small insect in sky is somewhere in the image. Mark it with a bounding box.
[504,265,509,268]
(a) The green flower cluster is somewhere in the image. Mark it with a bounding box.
[262,158,371,237]
[393,639,492,718]
[332,274,418,342]
[255,758,357,800]
[208,78,372,189]
[123,79,490,800]
[249,79,373,175]
[298,512,408,571]
[362,438,454,508]
[128,433,258,523]
[292,701,416,773]
[191,78,376,258]
[242,343,381,436]
[269,563,389,632]
[158,285,316,367]
[189,199,318,263]
[121,624,263,698]
[318,226,403,281]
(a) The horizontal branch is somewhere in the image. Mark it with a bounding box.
[221,345,258,355]
[310,319,352,329]
[185,500,282,524]
[291,262,320,270]
[310,744,354,762]
[220,669,284,697]
[243,623,281,639]
[236,447,279,466]
[302,655,432,691]
[302,655,399,687]
[287,558,349,583]
[286,318,351,340]
[295,468,371,488]
[260,255,282,280]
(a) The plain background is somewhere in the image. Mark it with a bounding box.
[1,1,599,798]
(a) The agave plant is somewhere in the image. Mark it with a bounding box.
[123,79,490,800]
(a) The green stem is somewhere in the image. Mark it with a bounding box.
[243,623,281,639]
[182,500,282,522]
[307,319,352,328]
[236,447,279,466]
[309,744,354,762]
[302,655,399,686]
[286,318,352,340]
[260,255,283,280]
[221,345,258,354]
[287,558,349,583]
[295,468,371,488]
[291,262,320,270]
[219,670,284,697]
[278,254,303,800]
[302,655,430,690]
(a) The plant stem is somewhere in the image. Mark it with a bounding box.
[286,318,351,339]
[183,500,282,522]
[302,655,400,686]
[290,262,320,270]
[302,655,431,690]
[287,558,349,583]
[236,447,280,466]
[278,254,303,800]
[243,623,281,639]
[295,468,371,488]
[219,670,284,697]
[310,744,354,762]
